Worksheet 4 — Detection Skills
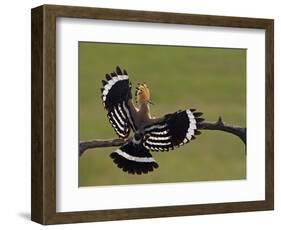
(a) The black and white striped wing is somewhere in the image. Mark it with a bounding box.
[143,109,204,151]
[101,66,135,138]
[106,103,131,138]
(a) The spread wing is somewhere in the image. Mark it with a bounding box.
[143,109,204,151]
[101,66,137,138]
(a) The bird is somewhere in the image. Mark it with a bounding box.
[100,66,204,175]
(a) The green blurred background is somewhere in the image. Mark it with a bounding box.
[79,42,246,187]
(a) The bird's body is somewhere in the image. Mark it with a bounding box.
[100,66,204,174]
[129,101,149,127]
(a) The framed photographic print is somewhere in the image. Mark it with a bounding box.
[31,4,274,224]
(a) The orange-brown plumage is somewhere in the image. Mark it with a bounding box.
[135,83,151,107]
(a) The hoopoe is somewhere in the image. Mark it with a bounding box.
[101,66,204,175]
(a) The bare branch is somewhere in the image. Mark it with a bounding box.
[79,138,130,157]
[199,116,246,145]
[79,116,246,156]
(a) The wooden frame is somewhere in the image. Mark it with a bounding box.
[31,4,274,225]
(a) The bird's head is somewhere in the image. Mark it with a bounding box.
[135,83,153,106]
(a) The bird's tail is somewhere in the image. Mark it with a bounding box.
[110,142,159,175]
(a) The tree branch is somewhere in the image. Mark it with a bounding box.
[200,116,246,145]
[79,138,130,157]
[79,116,246,156]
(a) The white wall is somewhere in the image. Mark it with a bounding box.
[0,0,279,229]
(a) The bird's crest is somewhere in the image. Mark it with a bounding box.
[135,83,151,106]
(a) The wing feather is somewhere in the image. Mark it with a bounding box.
[101,66,136,138]
[143,109,204,152]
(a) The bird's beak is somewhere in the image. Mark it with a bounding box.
[148,100,154,105]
